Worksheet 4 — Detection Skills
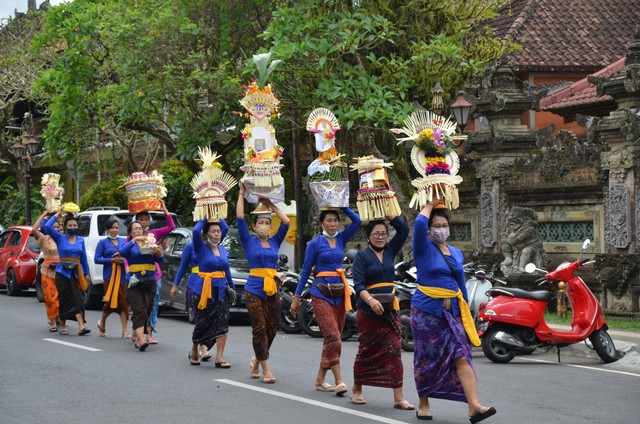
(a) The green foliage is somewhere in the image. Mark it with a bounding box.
[0,186,45,226]
[157,160,195,226]
[79,176,128,210]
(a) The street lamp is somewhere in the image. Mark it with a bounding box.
[450,91,472,132]
[10,136,41,225]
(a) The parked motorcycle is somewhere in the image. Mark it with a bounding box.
[464,263,507,321]
[277,255,304,334]
[477,239,619,364]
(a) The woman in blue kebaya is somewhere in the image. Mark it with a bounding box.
[120,221,164,352]
[45,210,91,336]
[94,218,129,339]
[171,219,232,366]
[290,208,361,396]
[411,198,495,422]
[236,184,289,384]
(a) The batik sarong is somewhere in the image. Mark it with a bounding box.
[191,288,230,349]
[312,296,346,368]
[411,306,474,402]
[245,291,280,361]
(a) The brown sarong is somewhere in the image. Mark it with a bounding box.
[312,296,346,368]
[245,291,280,361]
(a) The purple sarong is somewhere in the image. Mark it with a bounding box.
[411,306,474,402]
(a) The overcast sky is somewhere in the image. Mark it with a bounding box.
[0,0,66,21]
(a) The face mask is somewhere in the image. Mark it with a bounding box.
[322,230,337,239]
[255,228,270,238]
[430,227,450,244]
[207,237,219,247]
[107,234,119,240]
[66,228,78,236]
[368,241,384,253]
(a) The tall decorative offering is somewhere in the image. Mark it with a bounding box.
[124,170,167,213]
[40,173,65,211]
[191,147,238,222]
[239,52,285,204]
[390,110,466,209]
[307,107,349,209]
[350,156,401,222]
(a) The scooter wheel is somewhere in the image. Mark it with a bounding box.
[481,326,516,363]
[589,329,618,363]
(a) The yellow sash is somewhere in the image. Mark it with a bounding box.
[59,257,87,292]
[365,282,399,311]
[316,269,352,311]
[249,268,278,297]
[191,266,199,273]
[128,263,157,275]
[197,271,226,309]
[417,286,480,346]
[103,263,123,309]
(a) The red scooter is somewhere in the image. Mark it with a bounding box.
[476,240,618,364]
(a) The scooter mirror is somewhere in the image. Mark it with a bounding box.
[524,263,537,274]
[582,239,591,251]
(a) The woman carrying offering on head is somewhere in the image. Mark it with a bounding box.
[350,216,413,410]
[32,209,63,332]
[120,221,164,352]
[94,218,129,339]
[45,210,91,336]
[411,198,495,423]
[171,219,233,367]
[132,199,175,345]
[236,184,289,384]
[290,208,361,396]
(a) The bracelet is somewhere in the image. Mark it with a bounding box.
[366,296,373,304]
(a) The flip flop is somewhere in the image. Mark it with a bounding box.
[59,328,69,335]
[350,393,366,405]
[335,383,348,397]
[122,333,132,339]
[215,361,231,368]
[78,328,91,336]
[393,400,415,410]
[249,357,260,379]
[200,353,212,362]
[262,376,276,384]
[315,382,336,392]
[49,327,58,332]
[469,407,496,423]
[135,342,149,352]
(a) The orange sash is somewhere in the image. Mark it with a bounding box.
[103,263,123,308]
[59,257,87,292]
[316,269,352,311]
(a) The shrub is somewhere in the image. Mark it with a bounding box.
[157,160,195,226]
[80,176,128,210]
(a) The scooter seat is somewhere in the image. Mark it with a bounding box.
[488,287,551,301]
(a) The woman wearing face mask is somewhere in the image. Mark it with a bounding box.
[236,184,290,384]
[289,208,361,395]
[120,221,164,351]
[94,218,129,338]
[349,215,413,410]
[45,210,91,336]
[32,209,64,332]
[132,199,175,345]
[411,198,495,423]
[175,219,234,366]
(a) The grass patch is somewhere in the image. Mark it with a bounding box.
[544,312,640,331]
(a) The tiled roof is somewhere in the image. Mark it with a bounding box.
[540,57,626,111]
[491,0,640,72]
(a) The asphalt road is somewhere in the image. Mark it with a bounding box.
[1,292,639,424]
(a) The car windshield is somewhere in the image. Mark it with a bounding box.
[220,231,246,260]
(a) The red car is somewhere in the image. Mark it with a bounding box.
[0,226,40,296]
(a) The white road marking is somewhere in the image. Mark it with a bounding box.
[519,357,640,378]
[43,338,102,352]
[215,379,410,424]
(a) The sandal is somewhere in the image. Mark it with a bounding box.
[315,382,336,392]
[215,361,231,369]
[249,357,260,379]
[59,328,69,336]
[49,326,58,332]
[135,342,149,352]
[350,392,366,405]
[262,376,276,384]
[188,352,200,366]
[416,410,433,421]
[97,321,106,337]
[335,383,348,397]
[78,328,91,336]
[200,353,212,362]
[122,333,131,339]
[469,407,496,423]
[393,399,415,410]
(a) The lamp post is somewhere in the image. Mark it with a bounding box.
[10,136,41,225]
[450,91,473,132]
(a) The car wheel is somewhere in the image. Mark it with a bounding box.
[6,269,22,296]
[35,264,45,303]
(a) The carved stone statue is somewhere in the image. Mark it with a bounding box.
[500,206,546,276]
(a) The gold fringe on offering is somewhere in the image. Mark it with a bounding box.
[191,147,237,222]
